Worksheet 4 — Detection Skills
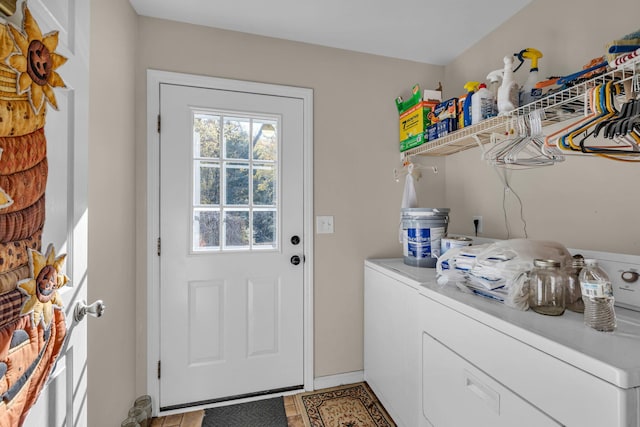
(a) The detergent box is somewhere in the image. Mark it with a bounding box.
[399,100,438,143]
[396,84,439,151]
[428,98,458,125]
[426,124,438,141]
[437,118,457,138]
[400,132,426,152]
[426,117,457,142]
[457,94,467,129]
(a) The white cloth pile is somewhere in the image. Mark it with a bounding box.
[436,239,573,310]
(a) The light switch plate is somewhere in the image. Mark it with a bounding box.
[316,216,334,234]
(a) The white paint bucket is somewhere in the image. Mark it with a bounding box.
[441,236,473,256]
[401,208,449,268]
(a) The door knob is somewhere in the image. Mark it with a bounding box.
[290,255,301,266]
[74,299,106,322]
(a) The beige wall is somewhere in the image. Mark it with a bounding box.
[443,0,640,255]
[89,0,138,425]
[89,1,640,425]
[134,17,445,381]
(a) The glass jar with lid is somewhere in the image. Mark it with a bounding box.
[565,255,585,313]
[528,259,567,316]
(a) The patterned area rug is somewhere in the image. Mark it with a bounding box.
[294,383,396,427]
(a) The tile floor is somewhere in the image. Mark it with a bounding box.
[149,410,203,427]
[283,394,305,427]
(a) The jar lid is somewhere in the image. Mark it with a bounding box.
[533,259,561,268]
[571,257,585,268]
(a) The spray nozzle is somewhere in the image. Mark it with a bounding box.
[463,81,480,93]
[486,69,503,83]
[514,48,543,72]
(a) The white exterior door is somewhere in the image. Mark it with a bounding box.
[157,81,308,410]
[19,0,90,426]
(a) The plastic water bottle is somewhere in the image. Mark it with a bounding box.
[579,259,616,332]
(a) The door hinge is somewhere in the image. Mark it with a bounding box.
[157,360,161,379]
[157,237,161,256]
[157,114,161,133]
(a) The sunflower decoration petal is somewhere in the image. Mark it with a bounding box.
[7,4,67,114]
[0,186,12,210]
[18,244,69,328]
[0,23,15,63]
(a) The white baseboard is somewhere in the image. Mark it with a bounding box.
[313,370,364,390]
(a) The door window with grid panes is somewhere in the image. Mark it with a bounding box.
[192,112,278,252]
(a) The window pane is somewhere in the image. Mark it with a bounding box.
[194,114,220,158]
[253,164,276,206]
[225,211,249,248]
[225,163,249,205]
[194,210,220,249]
[196,161,219,205]
[191,113,280,254]
[224,117,250,159]
[252,121,277,161]
[253,211,276,246]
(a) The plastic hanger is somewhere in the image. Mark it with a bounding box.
[563,81,618,152]
[393,159,437,182]
[579,82,640,160]
[545,87,599,155]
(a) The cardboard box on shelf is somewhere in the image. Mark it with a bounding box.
[436,118,457,138]
[399,100,438,143]
[400,132,426,152]
[430,98,458,124]
[457,94,467,129]
[423,89,442,102]
[427,124,438,142]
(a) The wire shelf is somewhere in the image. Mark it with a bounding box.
[400,65,639,159]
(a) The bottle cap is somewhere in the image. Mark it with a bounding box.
[571,257,585,268]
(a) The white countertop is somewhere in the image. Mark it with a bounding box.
[366,258,640,389]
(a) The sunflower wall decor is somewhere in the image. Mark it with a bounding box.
[0,3,69,425]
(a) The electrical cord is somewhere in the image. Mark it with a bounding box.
[493,166,528,239]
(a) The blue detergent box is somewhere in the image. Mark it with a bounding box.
[427,124,438,141]
[430,98,458,122]
[436,118,457,137]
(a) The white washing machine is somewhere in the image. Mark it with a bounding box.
[418,248,640,427]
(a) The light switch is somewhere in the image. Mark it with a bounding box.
[316,216,334,234]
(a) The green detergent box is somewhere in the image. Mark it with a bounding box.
[400,132,426,152]
[396,84,440,152]
[399,100,438,143]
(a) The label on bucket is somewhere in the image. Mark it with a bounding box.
[441,237,473,256]
[403,227,445,259]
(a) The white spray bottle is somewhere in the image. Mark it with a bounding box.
[497,56,519,116]
[486,69,503,101]
[517,48,543,106]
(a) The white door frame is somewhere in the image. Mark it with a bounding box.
[145,69,314,413]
